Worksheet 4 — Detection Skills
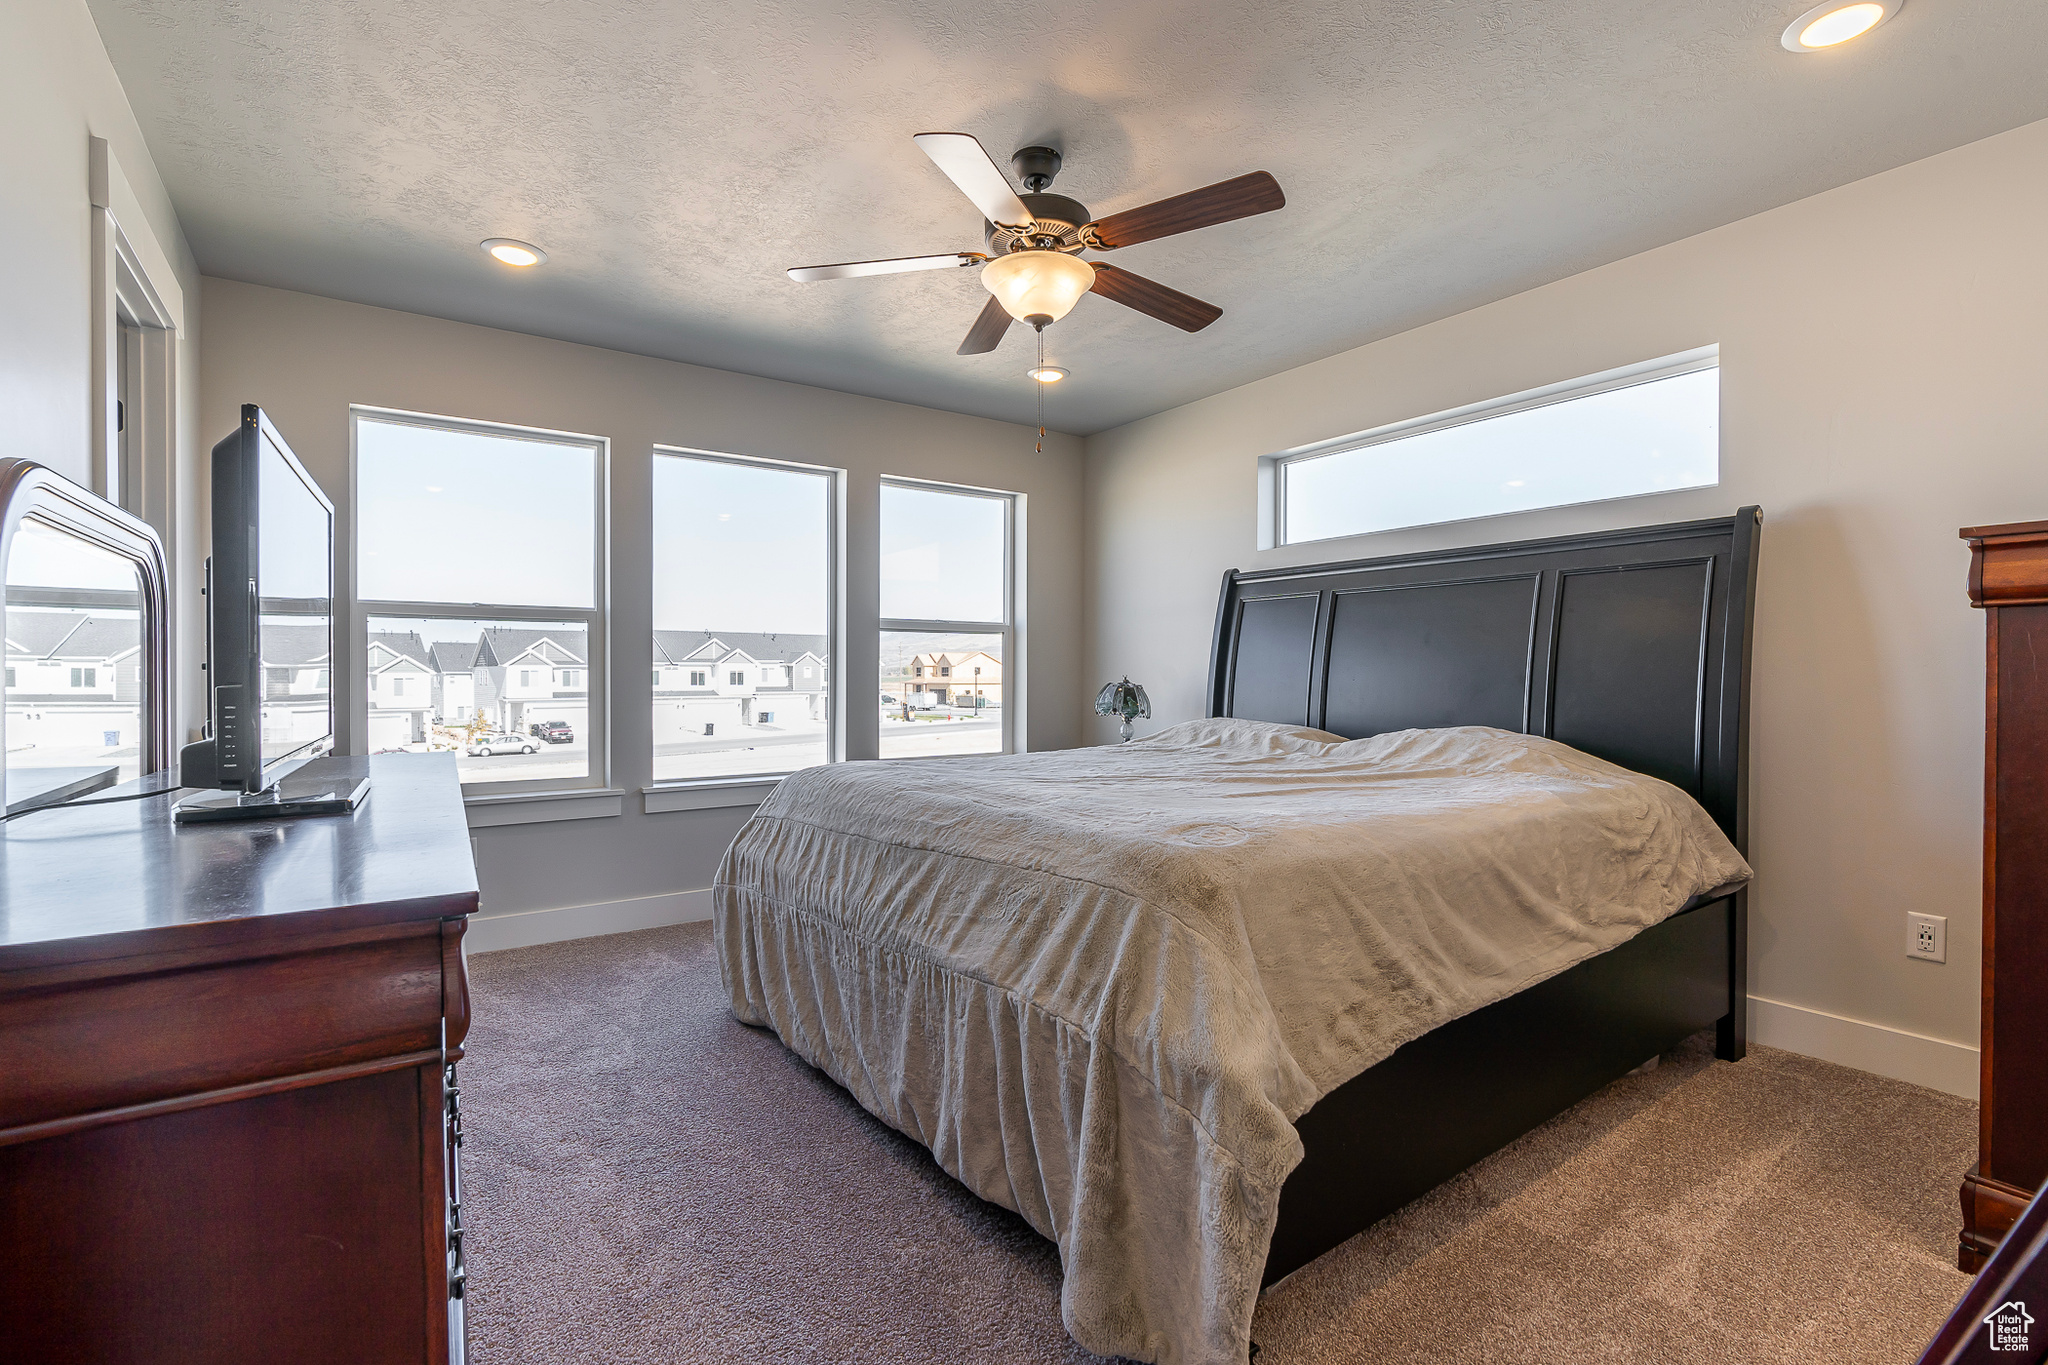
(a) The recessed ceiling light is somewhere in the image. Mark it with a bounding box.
[1781,0,1901,52]
[1027,366,1068,384]
[482,238,547,267]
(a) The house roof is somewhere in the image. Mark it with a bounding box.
[260,622,334,668]
[476,627,587,668]
[365,629,429,672]
[428,640,480,673]
[4,610,143,662]
[653,631,827,668]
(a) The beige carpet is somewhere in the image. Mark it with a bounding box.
[461,922,1974,1364]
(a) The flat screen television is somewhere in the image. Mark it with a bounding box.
[177,405,360,819]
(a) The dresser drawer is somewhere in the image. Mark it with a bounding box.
[0,922,445,1134]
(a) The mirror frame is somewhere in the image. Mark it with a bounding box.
[0,458,173,807]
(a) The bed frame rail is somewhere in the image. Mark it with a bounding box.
[1264,894,1734,1285]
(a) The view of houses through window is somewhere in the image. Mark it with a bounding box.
[652,449,834,781]
[3,515,148,785]
[347,422,1020,788]
[879,480,1012,759]
[362,616,590,783]
[354,411,604,790]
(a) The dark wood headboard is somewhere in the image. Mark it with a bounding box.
[1207,508,1761,850]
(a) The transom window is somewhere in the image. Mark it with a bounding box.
[1267,349,1720,545]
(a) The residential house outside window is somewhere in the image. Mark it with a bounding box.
[652,447,837,781]
[353,408,606,791]
[5,515,148,782]
[879,478,1017,759]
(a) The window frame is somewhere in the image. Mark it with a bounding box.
[649,444,843,786]
[349,405,610,797]
[878,475,1019,760]
[1260,346,1720,548]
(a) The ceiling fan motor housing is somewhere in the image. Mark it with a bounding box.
[1011,145,1062,191]
[986,193,1093,255]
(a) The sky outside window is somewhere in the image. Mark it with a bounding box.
[881,483,1005,623]
[1283,366,1719,543]
[652,455,829,634]
[356,419,595,606]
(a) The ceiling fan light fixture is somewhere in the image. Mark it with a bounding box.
[981,251,1095,327]
[1781,0,1899,51]
[482,237,547,267]
[1027,366,1068,384]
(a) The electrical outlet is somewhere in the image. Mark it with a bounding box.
[1907,911,1947,963]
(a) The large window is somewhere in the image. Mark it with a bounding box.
[879,479,1015,759]
[353,410,605,792]
[1270,350,1719,545]
[651,449,836,782]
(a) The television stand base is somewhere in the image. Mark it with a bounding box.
[174,758,370,823]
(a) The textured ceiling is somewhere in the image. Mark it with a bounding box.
[87,0,2048,434]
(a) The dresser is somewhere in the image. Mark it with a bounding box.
[0,753,477,1363]
[1960,520,2048,1271]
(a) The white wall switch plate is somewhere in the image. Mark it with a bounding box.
[1907,911,1947,963]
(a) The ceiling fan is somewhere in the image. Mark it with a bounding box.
[787,133,1286,355]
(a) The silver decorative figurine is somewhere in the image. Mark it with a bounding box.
[1095,676,1151,743]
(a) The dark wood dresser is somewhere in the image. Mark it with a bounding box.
[0,753,477,1363]
[1960,520,2048,1270]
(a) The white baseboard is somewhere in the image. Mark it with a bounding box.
[466,888,714,954]
[1748,995,1979,1100]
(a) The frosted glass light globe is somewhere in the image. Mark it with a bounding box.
[981,251,1095,326]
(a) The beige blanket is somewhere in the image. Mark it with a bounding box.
[715,721,1750,1365]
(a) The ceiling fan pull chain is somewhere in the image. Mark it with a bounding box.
[1036,332,1046,454]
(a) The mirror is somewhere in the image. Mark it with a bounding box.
[1,460,170,816]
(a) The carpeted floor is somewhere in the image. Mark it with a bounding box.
[461,922,1975,1364]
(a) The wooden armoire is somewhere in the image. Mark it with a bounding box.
[1960,519,2048,1270]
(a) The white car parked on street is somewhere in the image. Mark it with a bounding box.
[466,732,538,756]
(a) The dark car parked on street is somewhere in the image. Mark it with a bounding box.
[529,720,575,744]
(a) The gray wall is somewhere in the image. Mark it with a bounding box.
[200,278,1085,923]
[1083,116,2048,1062]
[1,0,203,721]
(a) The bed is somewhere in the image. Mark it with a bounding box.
[716,508,1762,1365]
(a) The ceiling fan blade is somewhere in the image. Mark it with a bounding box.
[1087,263,1222,332]
[913,133,1034,230]
[1083,171,1285,250]
[787,252,986,283]
[958,294,1014,355]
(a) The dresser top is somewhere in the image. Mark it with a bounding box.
[1962,519,2048,543]
[0,753,477,973]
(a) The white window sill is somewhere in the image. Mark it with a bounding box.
[642,777,782,813]
[464,787,626,828]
